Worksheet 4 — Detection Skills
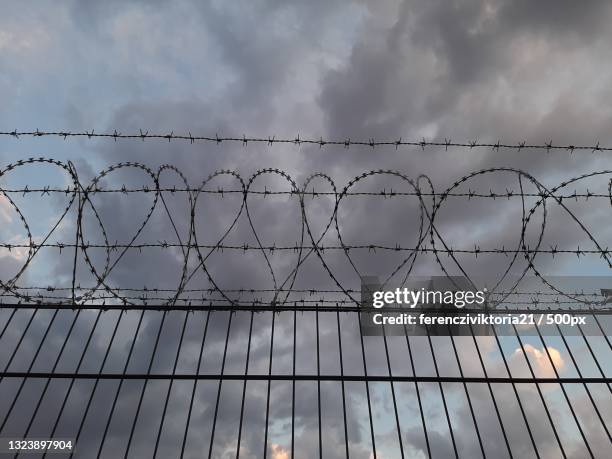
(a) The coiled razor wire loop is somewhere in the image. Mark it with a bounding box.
[0,158,611,307]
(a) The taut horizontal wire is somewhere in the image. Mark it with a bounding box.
[1,372,610,384]
[1,186,609,200]
[1,241,608,255]
[1,129,611,153]
[4,285,604,296]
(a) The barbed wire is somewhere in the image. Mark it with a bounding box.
[4,285,605,296]
[4,285,608,308]
[1,129,612,153]
[1,157,610,459]
[1,241,611,255]
[3,186,610,200]
[4,292,603,307]
[1,158,611,307]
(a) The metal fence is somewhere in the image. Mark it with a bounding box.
[0,150,610,458]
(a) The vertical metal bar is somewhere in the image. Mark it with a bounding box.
[511,323,567,458]
[0,310,37,378]
[316,308,322,459]
[235,311,255,459]
[548,312,610,440]
[446,327,487,458]
[180,311,211,459]
[0,309,17,340]
[0,308,60,432]
[467,324,512,458]
[69,309,136,459]
[380,321,404,458]
[336,310,350,459]
[401,327,431,458]
[262,311,276,459]
[490,320,540,458]
[42,310,103,459]
[123,310,172,458]
[153,310,191,458]
[579,314,612,393]
[425,326,458,458]
[16,310,82,445]
[533,322,594,457]
[291,309,296,459]
[356,310,377,459]
[207,311,234,459]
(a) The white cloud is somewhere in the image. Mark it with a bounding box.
[0,26,51,53]
[512,344,565,377]
[0,194,13,224]
[270,444,290,459]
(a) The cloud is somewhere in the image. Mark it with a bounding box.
[0,193,30,264]
[512,344,565,377]
[0,195,12,224]
[0,26,51,53]
[0,0,611,457]
[269,443,289,459]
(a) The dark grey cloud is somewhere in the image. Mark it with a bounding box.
[1,0,611,457]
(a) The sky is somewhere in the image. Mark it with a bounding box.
[0,1,611,458]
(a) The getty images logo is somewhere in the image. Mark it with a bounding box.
[362,276,488,309]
